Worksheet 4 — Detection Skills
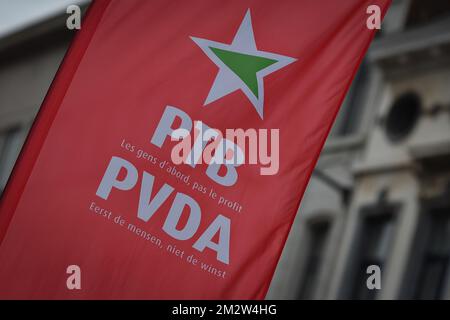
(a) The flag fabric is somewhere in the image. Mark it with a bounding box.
[0,0,390,299]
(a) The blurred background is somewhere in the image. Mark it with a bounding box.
[0,0,449,299]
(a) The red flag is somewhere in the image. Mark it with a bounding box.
[0,0,390,299]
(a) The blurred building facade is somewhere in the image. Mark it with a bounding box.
[268,0,450,300]
[1,0,450,299]
[0,7,75,193]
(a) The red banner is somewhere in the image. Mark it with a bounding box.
[0,0,390,299]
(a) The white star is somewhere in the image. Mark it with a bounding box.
[191,9,296,119]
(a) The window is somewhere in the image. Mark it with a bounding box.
[0,126,27,194]
[331,61,370,137]
[385,92,421,143]
[350,214,395,300]
[414,209,450,299]
[406,0,450,29]
[298,220,330,299]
